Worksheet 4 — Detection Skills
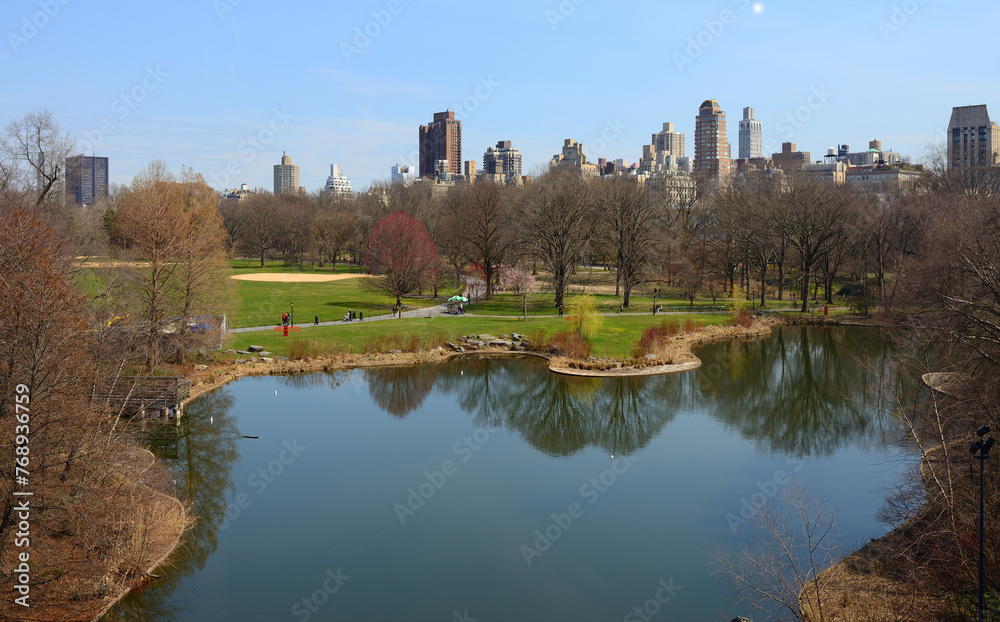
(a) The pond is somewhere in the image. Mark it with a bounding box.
[102,326,909,622]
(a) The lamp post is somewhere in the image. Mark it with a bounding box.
[971,425,994,622]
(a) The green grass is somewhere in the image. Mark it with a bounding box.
[227,313,732,360]
[228,259,369,275]
[229,278,463,328]
[468,291,730,316]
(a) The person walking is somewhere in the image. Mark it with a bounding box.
[314,315,319,326]
[359,310,364,321]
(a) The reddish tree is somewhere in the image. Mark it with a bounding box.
[363,210,439,307]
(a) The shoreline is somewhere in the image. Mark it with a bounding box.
[94,314,892,621]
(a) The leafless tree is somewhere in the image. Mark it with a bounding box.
[711,484,841,622]
[519,169,598,306]
[0,108,74,207]
[598,176,662,308]
[449,182,519,300]
[239,192,285,267]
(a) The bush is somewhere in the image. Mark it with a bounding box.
[632,319,682,358]
[731,310,754,328]
[551,330,591,359]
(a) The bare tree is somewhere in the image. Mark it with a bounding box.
[711,485,841,622]
[240,192,285,267]
[312,205,358,267]
[450,182,518,300]
[771,176,856,312]
[519,169,597,306]
[0,108,74,207]
[599,176,662,308]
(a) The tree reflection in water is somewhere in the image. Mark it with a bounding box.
[694,326,896,457]
[102,390,241,622]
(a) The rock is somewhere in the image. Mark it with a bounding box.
[248,345,264,352]
[225,349,236,354]
[275,356,290,361]
[645,354,657,360]
[455,346,465,353]
[388,349,402,354]
[489,340,513,347]
[445,341,462,351]
[236,350,251,355]
[499,334,509,339]
[478,334,495,341]
[511,333,522,340]
[469,340,484,348]
[194,364,208,371]
[515,345,526,351]
[258,351,272,357]
[260,357,274,362]
[589,356,597,362]
[612,362,623,368]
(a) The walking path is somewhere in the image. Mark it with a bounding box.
[229,304,451,334]
[229,306,731,334]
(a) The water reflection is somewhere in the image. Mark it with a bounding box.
[361,327,896,458]
[696,326,894,456]
[103,390,241,622]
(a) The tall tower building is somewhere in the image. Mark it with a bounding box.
[651,122,685,158]
[482,140,523,184]
[273,151,300,195]
[694,100,732,187]
[324,164,352,197]
[948,105,1000,168]
[419,111,462,179]
[738,107,762,160]
[65,155,109,206]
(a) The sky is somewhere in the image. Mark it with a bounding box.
[3,0,999,193]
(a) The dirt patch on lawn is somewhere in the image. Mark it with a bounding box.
[231,273,366,283]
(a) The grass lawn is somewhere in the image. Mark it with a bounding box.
[467,291,730,316]
[228,259,369,275]
[229,278,463,328]
[226,313,733,360]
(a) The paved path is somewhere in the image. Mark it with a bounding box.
[229,304,451,334]
[229,306,733,334]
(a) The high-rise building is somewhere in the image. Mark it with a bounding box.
[738,107,762,160]
[694,100,732,187]
[273,151,300,195]
[419,111,462,179]
[391,164,417,186]
[771,142,811,171]
[651,122,685,158]
[324,164,352,197]
[639,122,688,176]
[482,140,523,184]
[65,155,109,206]
[550,139,599,177]
[947,104,1000,168]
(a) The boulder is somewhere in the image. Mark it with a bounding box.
[236,350,251,355]
[489,340,513,347]
[258,351,272,357]
[469,340,484,348]
[478,334,495,341]
[445,341,462,351]
[645,354,658,360]
[247,345,264,352]
[388,349,402,354]
[194,364,208,371]
[455,346,465,353]
[260,357,274,363]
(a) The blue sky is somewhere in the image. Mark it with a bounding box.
[3,0,998,192]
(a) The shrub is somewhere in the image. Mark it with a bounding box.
[551,330,591,359]
[731,310,754,328]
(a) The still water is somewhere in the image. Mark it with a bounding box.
[103,326,908,622]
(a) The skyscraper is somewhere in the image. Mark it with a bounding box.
[273,151,299,195]
[65,155,109,206]
[948,105,1000,168]
[738,107,762,160]
[419,111,462,179]
[324,164,352,197]
[651,122,685,158]
[482,140,523,184]
[694,100,732,187]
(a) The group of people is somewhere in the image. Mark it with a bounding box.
[281,312,291,326]
[342,309,362,322]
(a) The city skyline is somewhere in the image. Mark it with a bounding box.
[3,0,997,192]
